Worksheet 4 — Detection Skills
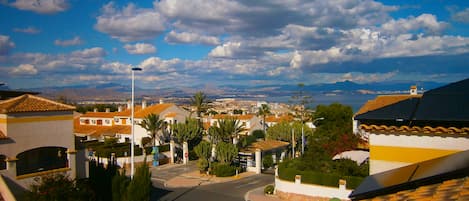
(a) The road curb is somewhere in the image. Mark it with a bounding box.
[244,185,268,201]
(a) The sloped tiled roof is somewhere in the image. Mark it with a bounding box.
[355,95,421,116]
[242,139,289,153]
[212,114,255,120]
[114,106,142,117]
[165,112,177,118]
[265,115,294,123]
[74,118,130,137]
[134,103,174,118]
[0,94,75,113]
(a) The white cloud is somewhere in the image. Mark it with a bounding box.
[70,47,106,58]
[139,57,179,73]
[452,8,469,23]
[0,35,15,55]
[13,26,41,34]
[95,2,166,42]
[165,31,220,45]
[10,64,38,75]
[208,42,242,58]
[10,0,68,14]
[124,43,156,54]
[101,62,132,74]
[54,36,83,46]
[381,14,447,35]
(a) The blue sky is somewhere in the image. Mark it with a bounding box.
[0,0,468,89]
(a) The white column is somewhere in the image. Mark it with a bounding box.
[255,149,261,174]
[6,158,17,176]
[67,149,77,180]
[183,141,189,165]
[211,143,216,159]
[170,140,175,164]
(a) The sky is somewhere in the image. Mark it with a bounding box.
[0,0,468,89]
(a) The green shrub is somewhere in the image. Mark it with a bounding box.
[263,154,274,169]
[213,163,236,177]
[197,158,209,172]
[264,185,274,195]
[252,130,265,139]
[127,160,151,201]
[194,141,212,160]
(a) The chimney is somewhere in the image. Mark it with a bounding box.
[142,100,147,109]
[105,108,110,113]
[159,99,164,104]
[410,85,417,95]
[118,105,123,112]
[93,108,98,112]
[127,100,131,109]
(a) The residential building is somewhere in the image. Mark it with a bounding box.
[204,114,263,136]
[353,78,469,174]
[0,94,77,188]
[74,101,190,145]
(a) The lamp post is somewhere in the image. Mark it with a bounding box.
[301,117,324,155]
[131,67,142,179]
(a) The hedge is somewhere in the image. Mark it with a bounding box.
[278,165,364,189]
[212,163,237,177]
[86,142,169,158]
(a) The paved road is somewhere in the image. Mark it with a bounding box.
[149,162,274,201]
[152,174,274,201]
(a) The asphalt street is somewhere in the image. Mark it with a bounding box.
[149,162,274,201]
[151,174,274,201]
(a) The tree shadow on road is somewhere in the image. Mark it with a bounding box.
[151,185,173,200]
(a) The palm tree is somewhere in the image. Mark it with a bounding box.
[191,91,208,118]
[214,118,245,144]
[173,118,203,144]
[138,113,164,146]
[258,104,271,135]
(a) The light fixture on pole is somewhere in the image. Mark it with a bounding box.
[301,117,325,155]
[130,67,142,179]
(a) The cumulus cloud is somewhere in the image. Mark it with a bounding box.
[95,2,166,42]
[10,64,38,75]
[380,14,447,35]
[124,43,156,54]
[101,62,132,74]
[139,57,180,73]
[9,0,69,14]
[452,8,469,23]
[54,36,83,46]
[165,31,220,45]
[13,26,41,34]
[0,35,15,55]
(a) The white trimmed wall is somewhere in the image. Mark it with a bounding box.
[367,132,469,174]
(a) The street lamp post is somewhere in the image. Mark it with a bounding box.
[301,117,324,155]
[131,67,142,179]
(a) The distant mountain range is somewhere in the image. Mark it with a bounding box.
[6,80,446,102]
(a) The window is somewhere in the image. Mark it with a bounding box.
[80,119,85,124]
[85,119,90,124]
[16,147,68,176]
[105,119,110,124]
[91,120,96,124]
[97,119,103,125]
[114,118,120,123]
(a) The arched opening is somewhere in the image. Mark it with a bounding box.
[0,155,6,170]
[16,147,68,176]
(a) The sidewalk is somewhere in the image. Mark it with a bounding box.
[245,185,282,201]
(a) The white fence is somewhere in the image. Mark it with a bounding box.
[275,175,352,200]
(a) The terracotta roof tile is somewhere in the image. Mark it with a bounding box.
[165,112,177,118]
[242,139,289,152]
[115,106,142,117]
[265,115,294,123]
[134,103,174,118]
[355,94,422,116]
[360,177,469,201]
[0,94,75,113]
[358,124,469,135]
